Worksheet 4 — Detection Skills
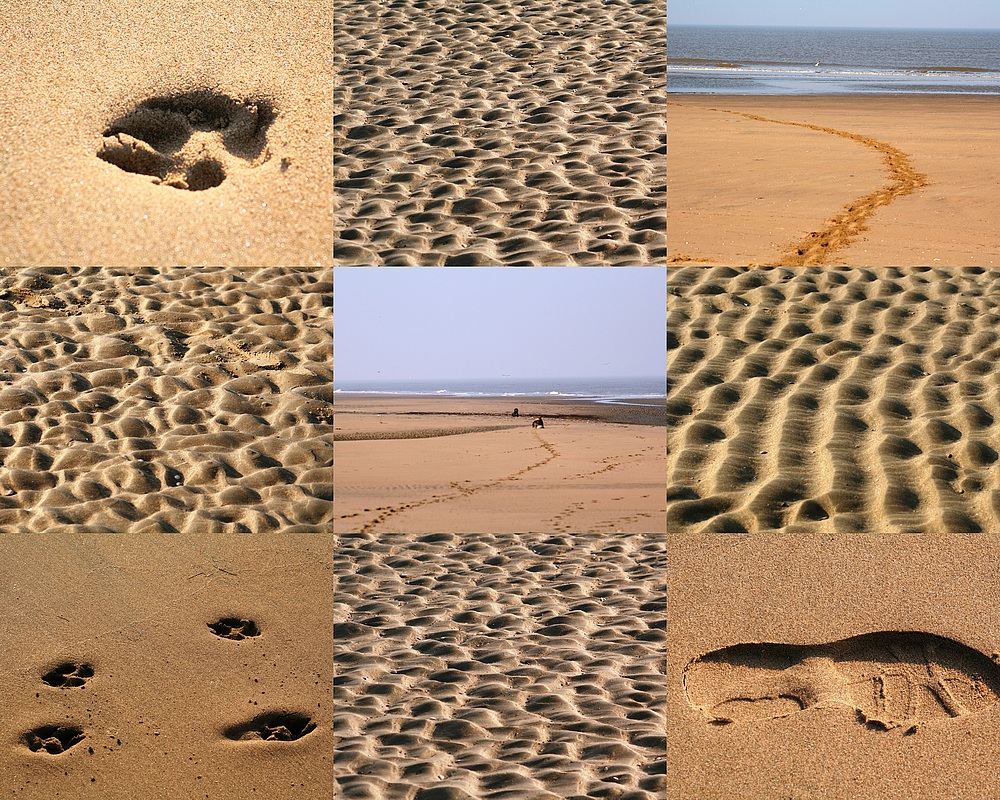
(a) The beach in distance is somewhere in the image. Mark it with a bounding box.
[334,393,666,533]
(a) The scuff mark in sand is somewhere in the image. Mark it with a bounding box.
[668,102,929,265]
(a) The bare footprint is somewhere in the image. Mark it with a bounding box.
[683,631,1000,732]
[224,711,316,741]
[97,90,275,191]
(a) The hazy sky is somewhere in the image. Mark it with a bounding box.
[670,0,1000,29]
[334,268,666,382]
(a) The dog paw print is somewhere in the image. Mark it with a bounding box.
[42,662,94,688]
[208,617,260,640]
[23,725,85,754]
[97,91,275,191]
[224,711,316,742]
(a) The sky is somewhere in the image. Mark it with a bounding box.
[334,268,666,382]
[669,0,1000,29]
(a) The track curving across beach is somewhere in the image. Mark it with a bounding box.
[667,101,928,265]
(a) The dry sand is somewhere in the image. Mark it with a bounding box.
[667,267,1000,533]
[333,396,667,533]
[0,266,332,532]
[0,534,332,800]
[668,94,1000,266]
[669,534,1000,800]
[0,1,332,267]
[335,533,665,799]
[334,0,666,266]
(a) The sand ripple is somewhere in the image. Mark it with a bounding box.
[334,0,666,265]
[334,533,665,798]
[0,267,331,532]
[668,267,1000,532]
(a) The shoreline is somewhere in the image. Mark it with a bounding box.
[668,93,1000,265]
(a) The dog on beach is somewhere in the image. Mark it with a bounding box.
[531,417,544,429]
[512,408,519,417]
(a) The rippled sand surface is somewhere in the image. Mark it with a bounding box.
[335,0,666,265]
[335,533,666,799]
[668,267,1000,532]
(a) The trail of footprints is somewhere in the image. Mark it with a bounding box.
[22,617,315,755]
[684,631,1000,734]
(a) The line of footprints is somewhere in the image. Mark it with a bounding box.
[23,617,317,755]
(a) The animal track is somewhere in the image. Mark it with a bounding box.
[683,631,1000,732]
[98,91,275,191]
[224,711,317,741]
[42,661,94,688]
[23,725,85,754]
[208,617,261,640]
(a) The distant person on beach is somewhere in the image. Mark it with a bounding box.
[532,417,544,429]
[512,408,519,417]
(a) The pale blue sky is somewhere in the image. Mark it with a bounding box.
[670,0,1000,29]
[334,268,666,382]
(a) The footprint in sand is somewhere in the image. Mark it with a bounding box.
[224,711,316,742]
[41,661,94,688]
[97,91,275,191]
[208,617,261,640]
[22,725,86,754]
[683,631,1000,732]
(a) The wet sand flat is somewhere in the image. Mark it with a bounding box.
[670,534,1000,800]
[335,533,665,799]
[0,534,332,800]
[334,396,666,533]
[668,94,1000,266]
[667,267,1000,533]
[0,267,332,532]
[334,0,666,266]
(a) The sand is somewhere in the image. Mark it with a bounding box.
[0,533,332,800]
[335,533,666,799]
[334,0,666,266]
[333,395,666,533]
[668,94,1000,266]
[0,266,332,532]
[0,1,332,267]
[667,266,1000,533]
[669,534,1000,799]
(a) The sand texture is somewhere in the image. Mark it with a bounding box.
[0,266,332,532]
[670,534,1000,800]
[667,267,1000,533]
[335,533,666,799]
[333,396,666,533]
[668,95,1000,266]
[0,0,332,267]
[334,0,666,266]
[0,534,331,800]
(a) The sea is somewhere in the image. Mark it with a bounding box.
[333,376,666,406]
[669,25,1000,94]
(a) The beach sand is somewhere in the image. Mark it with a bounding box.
[334,395,666,533]
[667,266,1000,533]
[668,94,1000,266]
[670,533,1000,800]
[0,534,332,800]
[334,0,666,266]
[0,266,332,532]
[335,533,665,799]
[0,1,332,267]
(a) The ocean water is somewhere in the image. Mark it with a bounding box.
[669,25,1000,94]
[334,376,666,405]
